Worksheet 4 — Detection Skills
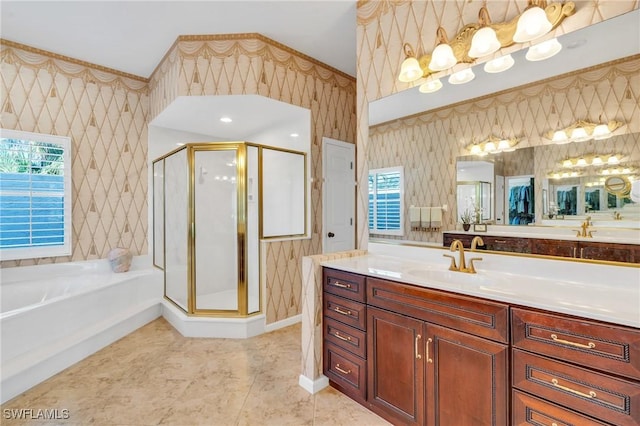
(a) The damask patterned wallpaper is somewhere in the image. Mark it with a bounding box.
[1,34,357,326]
[0,41,149,267]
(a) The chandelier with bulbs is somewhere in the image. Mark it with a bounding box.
[398,1,576,94]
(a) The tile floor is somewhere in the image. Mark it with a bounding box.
[1,319,391,425]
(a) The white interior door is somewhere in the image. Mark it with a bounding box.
[322,137,355,253]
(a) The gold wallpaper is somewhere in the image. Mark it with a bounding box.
[368,56,640,243]
[149,34,357,324]
[356,0,639,248]
[0,41,149,267]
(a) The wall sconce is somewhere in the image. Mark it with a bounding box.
[514,1,553,43]
[468,7,501,58]
[559,153,625,169]
[398,43,423,83]
[545,120,623,144]
[467,135,519,155]
[549,170,580,179]
[429,27,457,72]
[396,1,576,89]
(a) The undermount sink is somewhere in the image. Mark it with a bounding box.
[404,267,491,287]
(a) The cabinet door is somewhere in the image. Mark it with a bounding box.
[531,238,577,258]
[484,235,531,253]
[367,306,425,426]
[426,323,508,426]
[443,233,474,248]
[579,241,635,263]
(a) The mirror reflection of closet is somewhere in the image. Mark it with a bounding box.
[506,176,535,225]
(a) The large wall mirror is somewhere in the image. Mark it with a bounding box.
[367,10,640,259]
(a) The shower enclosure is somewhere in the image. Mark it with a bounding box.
[152,141,307,319]
[153,142,261,317]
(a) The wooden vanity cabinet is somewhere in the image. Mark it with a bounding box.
[322,268,368,404]
[531,238,577,258]
[578,240,640,263]
[366,277,509,426]
[511,307,640,425]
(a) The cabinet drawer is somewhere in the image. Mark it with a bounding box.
[324,293,366,331]
[323,268,366,302]
[324,342,366,401]
[513,349,640,426]
[324,317,366,359]
[512,307,640,380]
[367,277,509,343]
[513,390,609,426]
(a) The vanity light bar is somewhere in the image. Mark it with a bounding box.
[560,153,625,169]
[467,136,519,155]
[545,120,624,144]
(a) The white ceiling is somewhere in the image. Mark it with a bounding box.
[0,0,357,78]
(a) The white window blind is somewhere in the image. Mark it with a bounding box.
[0,129,71,260]
[368,166,404,236]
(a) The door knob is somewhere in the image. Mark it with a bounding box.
[327,232,335,238]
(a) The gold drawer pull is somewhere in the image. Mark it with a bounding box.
[333,331,352,342]
[426,337,433,363]
[415,334,422,359]
[494,239,507,243]
[335,364,351,375]
[333,306,352,316]
[550,334,596,349]
[551,378,597,399]
[332,281,351,289]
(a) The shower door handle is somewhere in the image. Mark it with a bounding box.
[327,232,335,238]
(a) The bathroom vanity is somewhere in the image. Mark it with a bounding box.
[443,231,640,263]
[320,249,640,425]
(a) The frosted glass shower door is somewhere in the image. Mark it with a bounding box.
[194,149,238,311]
[164,149,189,311]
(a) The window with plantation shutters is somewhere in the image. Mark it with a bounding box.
[0,129,71,261]
[368,166,404,236]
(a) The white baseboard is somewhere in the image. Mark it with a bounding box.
[299,374,329,394]
[264,314,301,332]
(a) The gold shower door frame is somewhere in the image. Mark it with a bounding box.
[154,142,259,318]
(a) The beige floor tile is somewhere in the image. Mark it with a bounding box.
[1,318,390,426]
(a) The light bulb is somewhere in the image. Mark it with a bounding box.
[470,144,482,155]
[448,68,475,85]
[497,139,511,150]
[398,56,422,82]
[526,38,562,62]
[418,78,443,93]
[592,123,613,140]
[608,155,620,164]
[562,172,569,178]
[429,43,457,71]
[484,54,515,73]
[592,156,603,166]
[623,168,631,174]
[576,158,587,167]
[562,159,573,168]
[513,6,552,43]
[469,27,501,58]
[570,127,589,142]
[484,141,497,152]
[571,172,578,177]
[602,169,610,175]
[553,173,560,179]
[552,130,569,144]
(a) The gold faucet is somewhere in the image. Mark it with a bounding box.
[443,239,483,274]
[471,236,485,251]
[573,219,596,238]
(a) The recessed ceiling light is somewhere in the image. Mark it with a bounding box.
[220,117,232,123]
[290,133,299,138]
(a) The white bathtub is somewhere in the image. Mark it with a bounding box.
[0,256,163,403]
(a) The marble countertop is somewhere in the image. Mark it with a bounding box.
[322,245,640,328]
